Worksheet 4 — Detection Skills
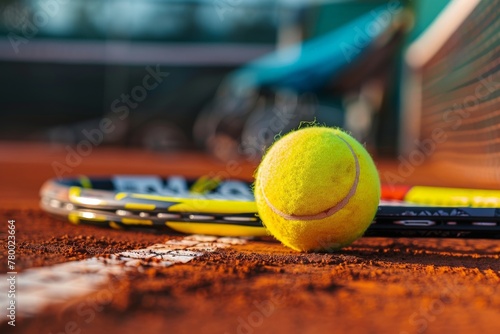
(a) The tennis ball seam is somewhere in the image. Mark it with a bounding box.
[260,135,360,221]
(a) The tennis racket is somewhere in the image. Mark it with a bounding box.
[40,175,500,238]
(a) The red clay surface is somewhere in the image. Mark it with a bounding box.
[0,142,499,334]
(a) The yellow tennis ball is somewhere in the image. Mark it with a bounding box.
[254,126,380,252]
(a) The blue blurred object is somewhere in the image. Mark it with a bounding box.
[225,5,399,93]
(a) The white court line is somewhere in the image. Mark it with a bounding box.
[0,235,247,319]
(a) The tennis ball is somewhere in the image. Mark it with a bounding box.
[254,126,380,252]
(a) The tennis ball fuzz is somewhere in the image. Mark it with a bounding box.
[254,126,380,252]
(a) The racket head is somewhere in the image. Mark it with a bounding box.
[40,175,258,213]
[41,175,268,237]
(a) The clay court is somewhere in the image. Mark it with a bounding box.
[1,143,499,334]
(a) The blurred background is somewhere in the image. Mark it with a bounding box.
[2,0,497,172]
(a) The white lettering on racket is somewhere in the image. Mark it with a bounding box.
[112,176,189,196]
[112,176,254,201]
